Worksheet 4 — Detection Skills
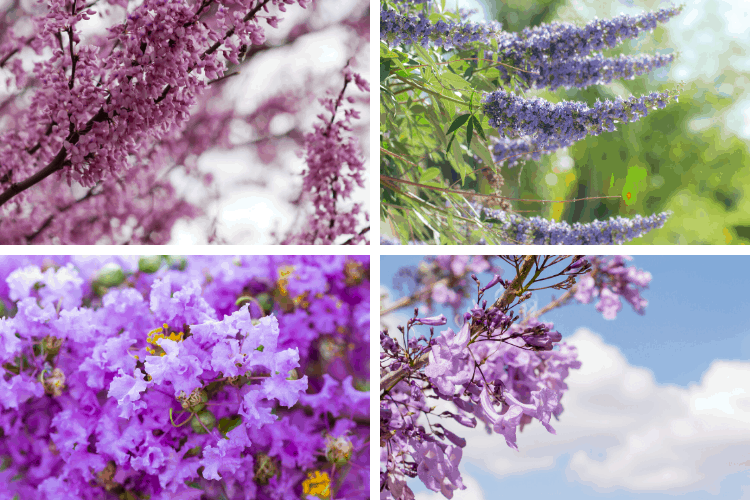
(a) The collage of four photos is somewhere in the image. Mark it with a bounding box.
[0,0,748,499]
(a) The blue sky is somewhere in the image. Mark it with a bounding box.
[381,255,750,499]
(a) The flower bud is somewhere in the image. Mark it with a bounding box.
[138,255,162,274]
[344,259,366,286]
[165,256,187,271]
[96,263,126,287]
[325,435,353,466]
[256,292,273,313]
[190,410,216,434]
[96,461,117,491]
[184,445,202,458]
[414,314,447,326]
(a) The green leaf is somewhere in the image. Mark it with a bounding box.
[419,168,441,183]
[380,59,392,82]
[466,116,474,148]
[440,71,470,90]
[471,115,486,141]
[446,133,455,153]
[470,134,495,169]
[218,415,243,436]
[446,114,470,135]
[413,45,437,71]
[452,143,465,183]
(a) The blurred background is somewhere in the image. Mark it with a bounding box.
[452,0,750,244]
[381,255,750,498]
[169,0,370,244]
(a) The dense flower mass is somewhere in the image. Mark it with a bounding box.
[483,88,680,164]
[380,255,653,499]
[380,207,669,245]
[380,3,501,49]
[379,0,681,244]
[0,0,369,244]
[283,66,370,245]
[0,255,369,499]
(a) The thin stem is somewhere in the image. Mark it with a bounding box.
[380,171,620,204]
[394,75,466,105]
[402,57,539,75]
[169,408,193,427]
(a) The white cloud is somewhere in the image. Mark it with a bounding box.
[445,328,750,494]
[414,471,486,500]
[380,285,412,336]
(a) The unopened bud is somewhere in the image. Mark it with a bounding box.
[96,263,125,287]
[138,256,162,274]
[190,410,216,434]
[40,368,66,396]
[42,336,63,357]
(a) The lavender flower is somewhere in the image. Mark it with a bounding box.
[382,209,669,245]
[482,207,670,244]
[380,6,502,50]
[483,88,680,152]
[490,51,676,91]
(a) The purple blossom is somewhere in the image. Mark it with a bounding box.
[0,255,369,499]
[483,88,680,154]
[381,256,636,498]
[381,6,502,50]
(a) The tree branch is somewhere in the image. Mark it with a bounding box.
[379,256,537,398]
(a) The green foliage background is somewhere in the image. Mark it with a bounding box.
[381,0,750,244]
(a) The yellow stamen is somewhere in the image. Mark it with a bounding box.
[302,471,331,499]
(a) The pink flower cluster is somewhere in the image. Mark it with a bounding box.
[0,0,369,244]
[283,65,370,245]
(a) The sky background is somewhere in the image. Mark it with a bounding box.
[381,255,750,499]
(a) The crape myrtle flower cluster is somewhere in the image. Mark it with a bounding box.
[0,0,370,244]
[0,255,369,500]
[380,255,653,499]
